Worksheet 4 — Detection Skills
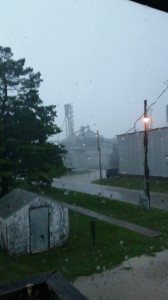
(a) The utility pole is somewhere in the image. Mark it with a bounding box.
[97,130,102,180]
[143,100,150,208]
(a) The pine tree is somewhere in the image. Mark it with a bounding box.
[0,46,66,195]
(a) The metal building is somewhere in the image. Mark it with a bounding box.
[61,125,114,171]
[0,189,69,256]
[117,126,168,177]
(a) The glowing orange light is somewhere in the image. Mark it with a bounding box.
[143,117,149,123]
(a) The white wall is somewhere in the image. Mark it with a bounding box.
[118,127,168,177]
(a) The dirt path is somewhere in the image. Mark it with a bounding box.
[73,250,168,300]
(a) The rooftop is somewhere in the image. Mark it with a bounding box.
[0,189,38,219]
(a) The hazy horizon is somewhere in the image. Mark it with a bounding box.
[0,0,168,140]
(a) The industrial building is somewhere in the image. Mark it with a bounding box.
[117,126,168,178]
[62,125,114,170]
[61,104,115,171]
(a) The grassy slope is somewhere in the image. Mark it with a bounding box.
[1,180,168,284]
[95,177,168,194]
[40,186,168,232]
[0,210,166,284]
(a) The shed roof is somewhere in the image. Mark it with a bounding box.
[0,188,38,219]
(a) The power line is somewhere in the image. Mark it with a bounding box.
[126,83,168,133]
[148,84,168,111]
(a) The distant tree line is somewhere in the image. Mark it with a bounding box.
[0,46,66,196]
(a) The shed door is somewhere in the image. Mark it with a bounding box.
[30,207,49,253]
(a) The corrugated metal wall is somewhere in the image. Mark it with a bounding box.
[117,127,168,177]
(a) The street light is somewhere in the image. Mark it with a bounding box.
[97,130,102,180]
[143,99,150,208]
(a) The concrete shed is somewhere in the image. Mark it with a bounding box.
[0,189,69,256]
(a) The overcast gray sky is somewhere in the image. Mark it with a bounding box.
[0,0,168,140]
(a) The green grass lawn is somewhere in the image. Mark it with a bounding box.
[0,210,167,285]
[1,181,168,285]
[94,176,168,193]
[37,185,168,232]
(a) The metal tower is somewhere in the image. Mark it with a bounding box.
[64,104,74,138]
